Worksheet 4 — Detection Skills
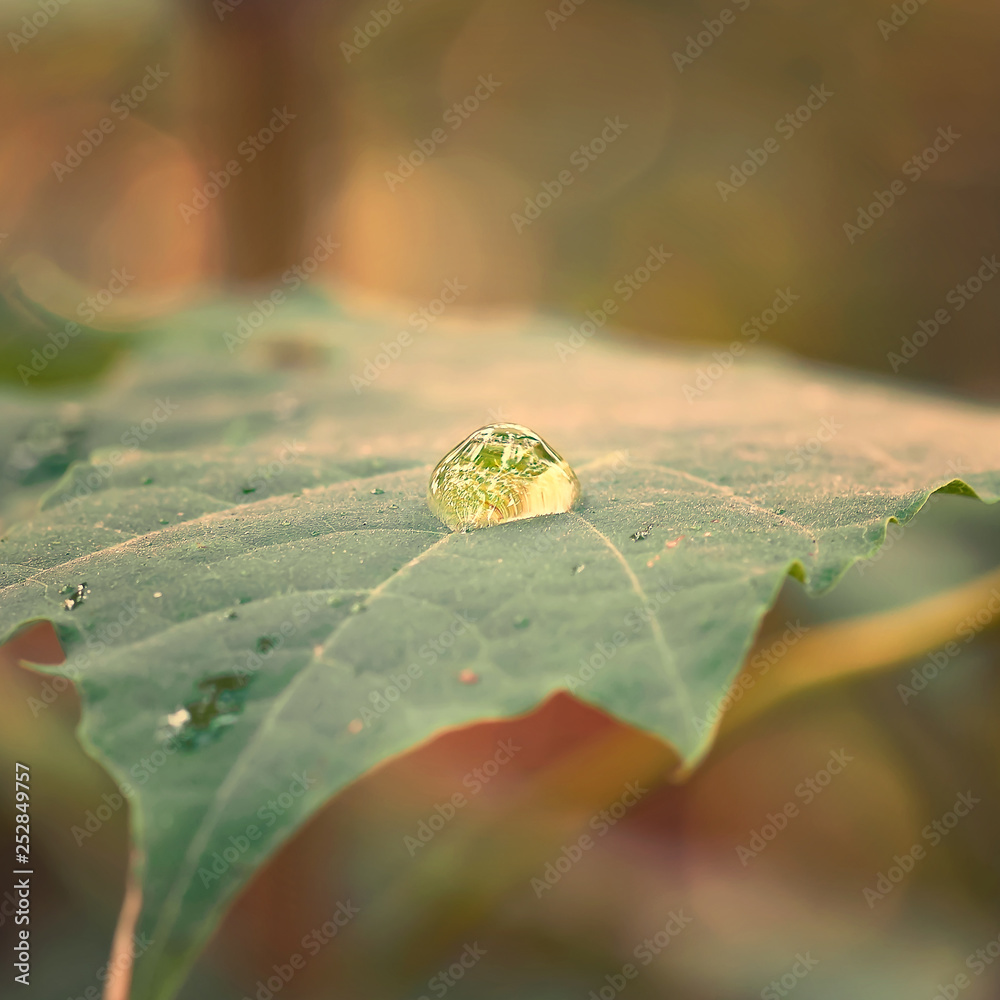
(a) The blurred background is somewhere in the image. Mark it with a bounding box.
[1,0,999,388]
[2,0,1000,997]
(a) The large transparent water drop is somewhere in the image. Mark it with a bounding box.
[427,423,580,531]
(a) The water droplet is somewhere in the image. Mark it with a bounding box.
[513,616,530,629]
[370,488,385,495]
[159,518,169,525]
[427,423,579,531]
[631,525,651,542]
[458,668,479,684]
[224,610,239,620]
[573,563,586,574]
[160,673,252,750]
[141,477,154,486]
[60,582,89,611]
[153,591,162,598]
[349,601,367,614]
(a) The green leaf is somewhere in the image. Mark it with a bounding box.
[0,280,129,388]
[2,315,1000,999]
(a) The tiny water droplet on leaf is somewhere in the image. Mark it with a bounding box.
[370,488,385,495]
[631,525,651,541]
[159,673,252,750]
[427,423,579,531]
[60,582,89,611]
[513,616,530,629]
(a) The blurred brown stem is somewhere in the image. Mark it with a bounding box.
[177,0,340,283]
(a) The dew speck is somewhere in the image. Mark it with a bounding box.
[349,602,367,614]
[60,582,89,611]
[573,563,586,574]
[513,616,530,629]
[165,708,190,729]
[159,673,252,750]
[141,477,154,486]
[159,518,169,525]
[153,591,162,599]
[370,488,385,495]
[631,525,652,542]
[427,423,580,531]
[458,669,479,684]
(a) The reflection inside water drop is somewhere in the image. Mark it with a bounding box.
[427,423,579,531]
